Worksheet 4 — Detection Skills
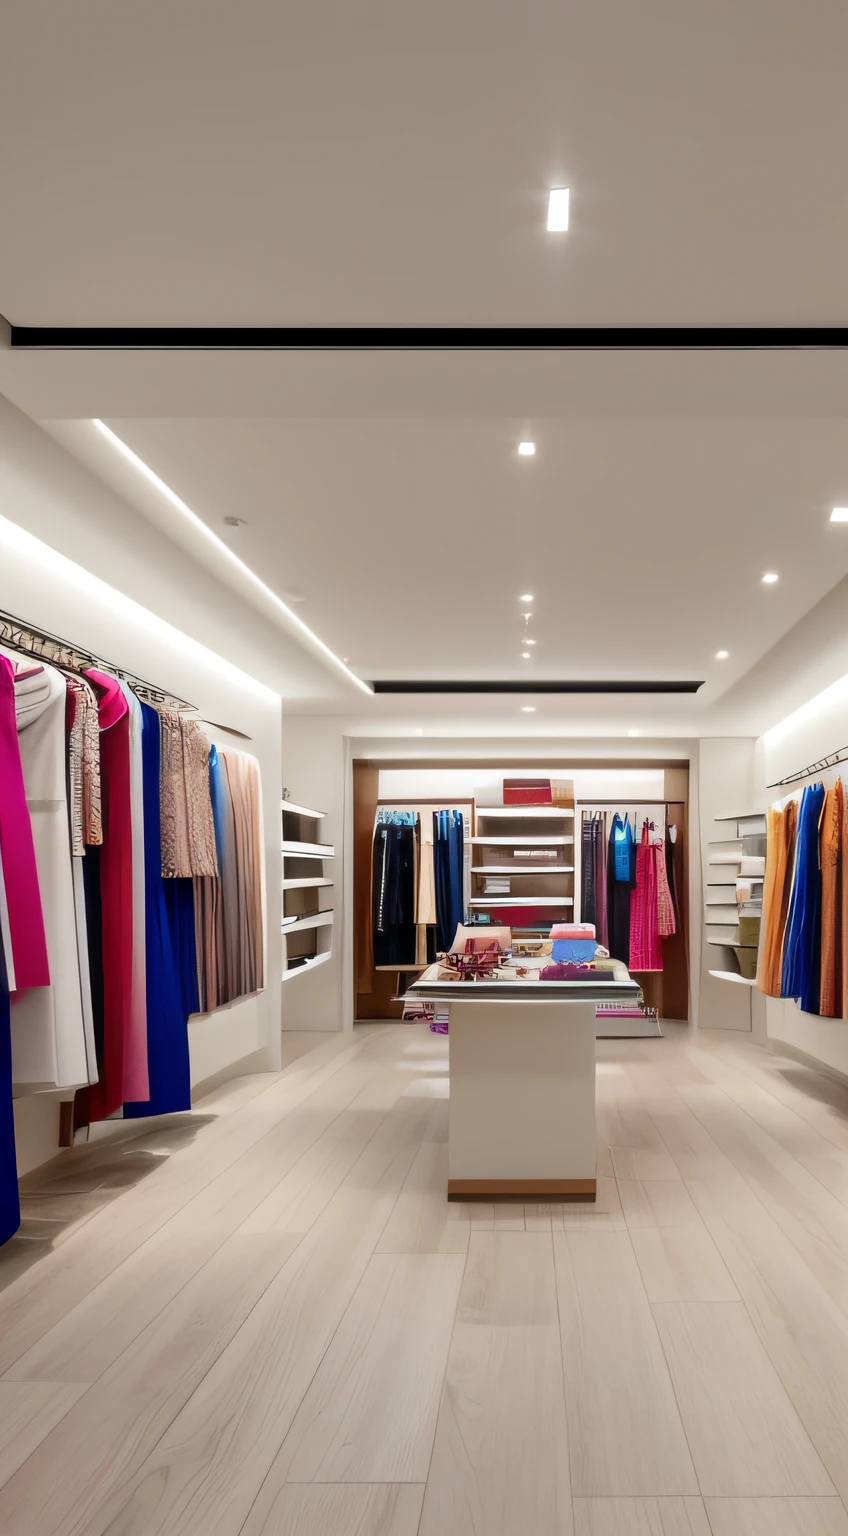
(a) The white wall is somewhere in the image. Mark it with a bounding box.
[761,677,848,1079]
[0,406,284,1173]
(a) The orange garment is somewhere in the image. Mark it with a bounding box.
[842,790,848,1020]
[757,798,798,997]
[820,780,843,1017]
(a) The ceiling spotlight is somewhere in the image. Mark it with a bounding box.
[522,651,531,659]
[831,508,848,522]
[521,706,537,713]
[761,572,779,584]
[525,638,537,645]
[714,649,730,660]
[518,442,536,457]
[547,187,570,232]
[519,593,534,603]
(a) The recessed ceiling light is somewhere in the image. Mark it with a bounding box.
[519,593,534,603]
[547,187,570,232]
[714,649,730,660]
[522,651,531,659]
[761,572,779,584]
[525,638,537,645]
[518,442,536,457]
[521,705,536,713]
[628,729,640,737]
[831,507,848,522]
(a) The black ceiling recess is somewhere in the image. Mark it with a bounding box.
[371,680,704,694]
[8,325,848,350]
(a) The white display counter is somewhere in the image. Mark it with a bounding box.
[407,965,640,1201]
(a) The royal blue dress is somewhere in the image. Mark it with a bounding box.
[781,782,825,1015]
[124,702,197,1118]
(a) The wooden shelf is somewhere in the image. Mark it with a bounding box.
[281,801,326,819]
[469,896,574,908]
[476,806,575,819]
[472,864,574,874]
[469,835,572,846]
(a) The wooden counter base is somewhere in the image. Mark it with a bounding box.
[448,1178,597,1201]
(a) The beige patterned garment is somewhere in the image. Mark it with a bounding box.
[65,675,102,854]
[159,711,219,878]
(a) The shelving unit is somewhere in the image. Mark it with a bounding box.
[281,799,334,979]
[470,794,575,931]
[704,810,766,982]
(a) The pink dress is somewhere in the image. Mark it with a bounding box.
[0,657,49,990]
[630,833,662,972]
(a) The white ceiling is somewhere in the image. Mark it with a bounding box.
[3,0,848,737]
[2,0,848,327]
[64,412,848,692]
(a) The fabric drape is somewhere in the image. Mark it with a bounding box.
[0,916,17,1246]
[630,835,662,972]
[0,656,49,991]
[159,713,219,879]
[373,818,418,966]
[124,704,194,1118]
[433,810,465,955]
[781,782,825,1015]
[756,799,798,998]
[606,813,634,965]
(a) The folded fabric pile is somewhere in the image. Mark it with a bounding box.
[551,921,597,964]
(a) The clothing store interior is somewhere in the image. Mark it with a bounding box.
[4,7,848,1532]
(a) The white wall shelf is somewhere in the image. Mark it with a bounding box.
[282,876,334,890]
[282,950,332,981]
[282,840,335,857]
[708,969,757,986]
[281,910,334,934]
[281,799,333,982]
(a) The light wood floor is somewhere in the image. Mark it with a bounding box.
[4,1024,848,1534]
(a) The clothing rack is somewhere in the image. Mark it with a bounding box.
[0,608,249,738]
[767,747,848,790]
[0,608,195,712]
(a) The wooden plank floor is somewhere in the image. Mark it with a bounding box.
[4,1023,848,1533]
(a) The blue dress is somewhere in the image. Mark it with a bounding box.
[781,782,825,1014]
[124,703,197,1119]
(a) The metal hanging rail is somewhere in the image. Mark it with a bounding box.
[767,746,848,789]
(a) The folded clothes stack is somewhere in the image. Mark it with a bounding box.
[550,921,597,963]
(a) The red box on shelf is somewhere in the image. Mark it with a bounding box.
[503,778,553,806]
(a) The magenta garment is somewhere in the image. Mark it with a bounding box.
[0,657,50,989]
[629,840,662,972]
[595,812,609,949]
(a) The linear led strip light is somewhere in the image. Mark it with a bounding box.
[92,419,373,696]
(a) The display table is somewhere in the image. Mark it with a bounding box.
[407,964,640,1201]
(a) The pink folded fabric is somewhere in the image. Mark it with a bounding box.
[551,922,596,940]
[0,657,50,990]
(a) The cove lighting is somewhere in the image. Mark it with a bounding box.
[91,419,372,697]
[521,705,536,713]
[831,508,848,522]
[628,729,640,737]
[518,442,536,456]
[547,187,570,232]
[715,650,730,660]
[519,593,534,603]
[761,572,779,585]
